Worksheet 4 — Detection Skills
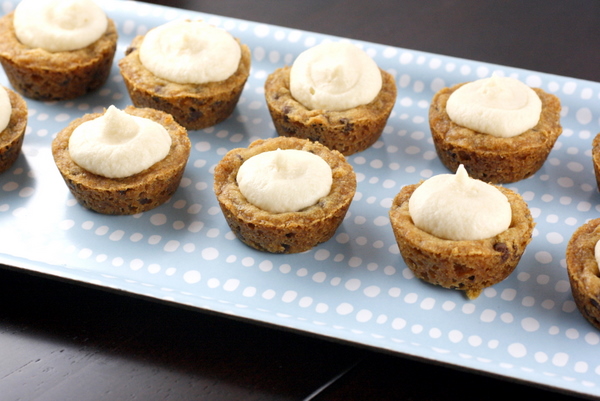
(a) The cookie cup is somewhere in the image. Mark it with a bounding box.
[119,35,251,130]
[264,66,396,156]
[429,83,562,183]
[52,106,191,215]
[591,133,600,192]
[213,137,356,254]
[0,12,117,101]
[389,182,535,299]
[565,218,600,330]
[0,87,27,173]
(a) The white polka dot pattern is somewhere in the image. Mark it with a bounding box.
[0,1,599,397]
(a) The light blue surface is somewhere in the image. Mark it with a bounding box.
[1,1,599,397]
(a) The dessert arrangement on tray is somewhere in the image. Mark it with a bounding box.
[0,0,599,398]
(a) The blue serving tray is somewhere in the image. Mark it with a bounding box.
[1,1,599,397]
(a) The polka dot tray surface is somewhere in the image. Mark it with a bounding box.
[1,1,599,398]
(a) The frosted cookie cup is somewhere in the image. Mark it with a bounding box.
[0,0,117,101]
[52,106,191,215]
[264,42,396,156]
[389,166,535,299]
[429,76,562,183]
[0,86,27,173]
[565,219,600,330]
[213,137,356,254]
[119,20,251,130]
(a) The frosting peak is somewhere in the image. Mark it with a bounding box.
[68,106,172,178]
[101,106,139,143]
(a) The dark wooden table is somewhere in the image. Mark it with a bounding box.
[2,1,599,399]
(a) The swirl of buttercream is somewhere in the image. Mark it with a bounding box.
[289,42,382,111]
[446,76,542,138]
[139,20,241,84]
[236,149,333,213]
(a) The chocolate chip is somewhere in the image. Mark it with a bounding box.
[339,118,354,133]
[457,150,472,161]
[493,243,510,263]
[188,107,204,121]
[282,106,292,123]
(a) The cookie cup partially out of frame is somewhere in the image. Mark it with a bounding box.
[565,218,600,330]
[0,12,118,101]
[0,86,27,173]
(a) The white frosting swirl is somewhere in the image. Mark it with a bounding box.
[408,165,511,240]
[595,240,600,268]
[236,149,333,213]
[139,20,241,84]
[446,76,542,138]
[289,42,382,111]
[0,87,11,133]
[68,106,172,179]
[13,0,108,52]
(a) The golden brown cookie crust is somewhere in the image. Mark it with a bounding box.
[389,182,535,299]
[0,87,27,173]
[264,66,397,156]
[118,34,251,131]
[213,136,357,254]
[52,106,191,215]
[566,218,600,330]
[0,12,118,101]
[591,134,600,192]
[429,83,562,183]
